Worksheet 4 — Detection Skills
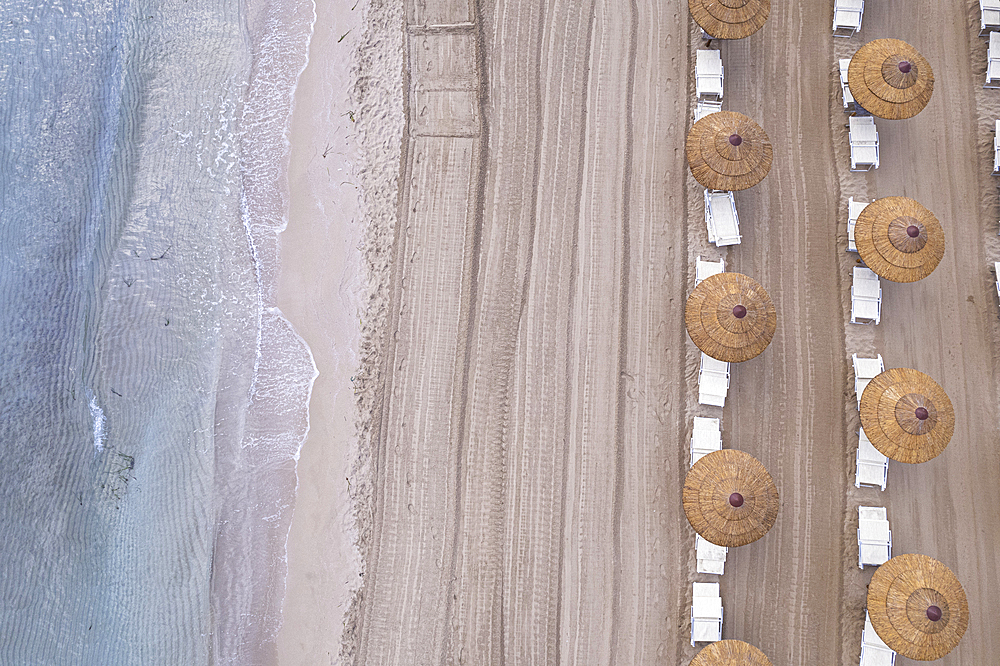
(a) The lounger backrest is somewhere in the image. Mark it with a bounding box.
[853,266,878,281]
[858,429,887,462]
[853,354,884,379]
[692,428,721,447]
[859,506,888,522]
[696,536,728,574]
[853,278,881,301]
[985,0,1000,33]
[849,117,878,143]
[697,49,722,74]
[696,536,727,556]
[693,416,721,431]
[696,257,725,284]
[707,192,737,226]
[848,198,868,220]
[833,0,864,29]
[701,354,730,375]
[699,374,729,394]
[855,459,887,489]
[695,100,723,121]
[693,581,720,597]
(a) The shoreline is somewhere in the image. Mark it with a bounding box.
[273,0,369,662]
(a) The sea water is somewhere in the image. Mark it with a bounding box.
[0,0,316,663]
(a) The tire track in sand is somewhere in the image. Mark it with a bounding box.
[609,0,638,660]
[351,0,691,663]
[354,2,484,662]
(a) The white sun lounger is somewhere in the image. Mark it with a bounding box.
[705,190,742,247]
[852,353,884,409]
[691,582,723,647]
[856,428,889,491]
[993,120,1000,174]
[988,32,1000,88]
[691,416,723,467]
[698,353,731,407]
[696,50,724,101]
[861,610,897,666]
[695,99,723,122]
[849,116,879,171]
[696,535,728,575]
[833,0,864,37]
[858,506,891,568]
[695,256,725,285]
[983,1,1000,36]
[847,197,868,251]
[839,59,856,112]
[851,266,882,325]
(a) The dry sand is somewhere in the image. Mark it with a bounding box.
[829,2,1000,664]
[277,0,1000,663]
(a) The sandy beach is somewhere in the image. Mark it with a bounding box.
[274,0,368,662]
[277,0,1000,663]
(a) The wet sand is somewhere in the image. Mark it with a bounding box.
[274,0,366,662]
[279,0,1000,663]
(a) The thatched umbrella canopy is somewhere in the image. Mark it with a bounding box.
[867,554,969,660]
[685,272,776,363]
[683,449,779,547]
[848,39,934,119]
[859,368,954,463]
[686,111,773,191]
[855,197,944,283]
[690,640,773,666]
[689,0,769,40]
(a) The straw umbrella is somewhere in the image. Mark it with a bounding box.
[867,554,969,660]
[859,368,954,463]
[854,197,944,283]
[689,0,769,40]
[685,272,776,363]
[690,640,772,666]
[848,39,934,119]
[683,449,779,547]
[686,111,773,191]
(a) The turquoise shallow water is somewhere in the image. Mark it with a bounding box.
[0,0,316,662]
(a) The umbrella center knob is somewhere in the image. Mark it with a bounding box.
[729,133,743,147]
[732,304,747,319]
[898,60,912,73]
[915,406,929,420]
[906,225,920,238]
[729,492,744,508]
[926,605,942,622]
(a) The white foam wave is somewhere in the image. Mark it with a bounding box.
[240,187,266,405]
[85,388,106,455]
[207,0,320,660]
[243,308,318,459]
